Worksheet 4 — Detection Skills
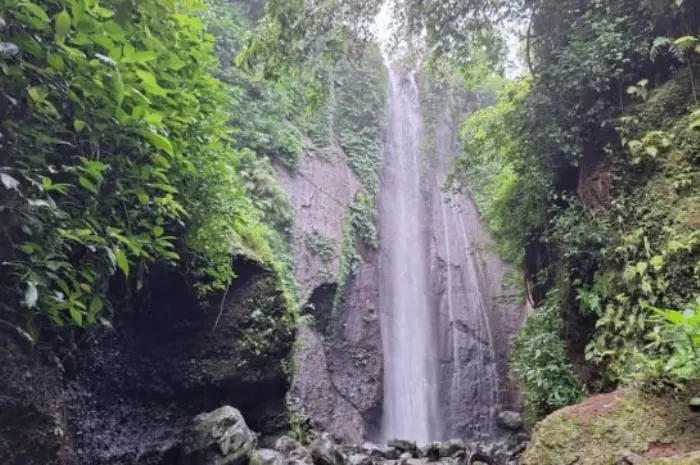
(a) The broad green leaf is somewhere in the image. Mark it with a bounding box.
[104,21,126,40]
[153,226,164,237]
[21,1,50,23]
[114,249,129,276]
[136,69,159,87]
[88,295,104,315]
[111,70,124,107]
[651,307,686,325]
[27,87,42,103]
[94,6,114,18]
[73,119,86,132]
[78,176,98,193]
[131,51,158,63]
[142,129,174,155]
[636,261,648,275]
[55,10,71,38]
[47,53,65,71]
[69,307,84,326]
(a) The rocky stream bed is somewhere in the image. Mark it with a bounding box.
[179,406,529,465]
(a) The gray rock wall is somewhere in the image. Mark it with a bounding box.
[280,146,383,443]
[423,98,525,442]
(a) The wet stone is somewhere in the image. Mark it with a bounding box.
[495,411,523,431]
[276,436,303,454]
[439,439,466,458]
[422,442,441,462]
[388,440,417,453]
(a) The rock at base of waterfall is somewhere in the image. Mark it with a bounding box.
[439,439,466,458]
[311,433,347,465]
[275,436,303,454]
[181,406,257,465]
[361,442,399,460]
[495,411,524,431]
[251,449,285,465]
[387,439,417,453]
[421,442,441,462]
[348,453,374,465]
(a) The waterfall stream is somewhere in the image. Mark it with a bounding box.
[379,69,440,444]
[378,67,516,444]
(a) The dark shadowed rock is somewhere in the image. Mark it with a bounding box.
[0,332,74,465]
[439,439,466,458]
[422,442,441,462]
[495,412,523,431]
[388,440,417,452]
[311,433,346,465]
[181,406,257,465]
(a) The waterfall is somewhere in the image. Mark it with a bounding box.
[378,69,440,444]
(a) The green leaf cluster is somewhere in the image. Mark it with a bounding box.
[0,0,298,337]
[452,0,700,392]
[512,288,585,424]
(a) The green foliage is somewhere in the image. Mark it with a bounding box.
[333,51,387,197]
[204,0,305,171]
[453,78,549,265]
[289,411,316,445]
[512,289,586,423]
[0,0,299,338]
[452,0,700,392]
[305,232,336,263]
[625,299,700,391]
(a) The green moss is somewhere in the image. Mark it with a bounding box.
[522,387,700,465]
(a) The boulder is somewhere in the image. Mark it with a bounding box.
[182,406,257,465]
[363,443,399,460]
[422,442,441,462]
[251,449,285,465]
[311,433,346,465]
[495,411,523,431]
[522,387,700,465]
[388,440,417,453]
[439,439,466,458]
[275,436,303,454]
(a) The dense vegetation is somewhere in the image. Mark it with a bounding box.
[451,0,700,419]
[0,0,303,341]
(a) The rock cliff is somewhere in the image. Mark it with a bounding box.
[279,145,383,443]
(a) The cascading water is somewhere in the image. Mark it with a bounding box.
[378,68,440,444]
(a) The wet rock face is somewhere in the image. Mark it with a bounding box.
[0,332,74,465]
[279,148,383,443]
[0,260,295,465]
[424,96,525,442]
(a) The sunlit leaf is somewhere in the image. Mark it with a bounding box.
[114,249,129,277]
[55,10,71,38]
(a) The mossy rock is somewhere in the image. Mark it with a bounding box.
[521,386,700,465]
